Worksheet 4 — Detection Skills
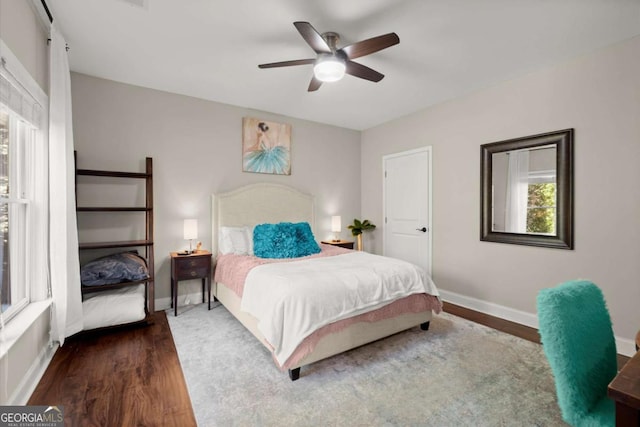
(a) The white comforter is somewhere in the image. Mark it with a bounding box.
[240,251,439,366]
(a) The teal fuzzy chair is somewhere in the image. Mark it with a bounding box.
[537,280,617,427]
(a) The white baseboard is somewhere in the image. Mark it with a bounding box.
[9,342,57,405]
[440,289,539,328]
[616,337,636,357]
[440,289,636,357]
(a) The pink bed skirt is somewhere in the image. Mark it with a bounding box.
[279,292,442,370]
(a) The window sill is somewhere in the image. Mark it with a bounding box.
[0,300,52,359]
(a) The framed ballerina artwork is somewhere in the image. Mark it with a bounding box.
[242,117,292,175]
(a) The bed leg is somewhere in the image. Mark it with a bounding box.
[288,368,300,381]
[420,321,430,331]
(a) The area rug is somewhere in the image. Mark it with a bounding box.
[167,303,565,426]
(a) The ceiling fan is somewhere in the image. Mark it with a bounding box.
[258,21,400,92]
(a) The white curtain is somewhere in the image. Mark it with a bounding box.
[505,150,530,233]
[49,24,83,344]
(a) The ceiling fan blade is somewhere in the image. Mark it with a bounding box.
[294,21,331,54]
[258,59,315,69]
[345,61,384,82]
[308,76,322,92]
[341,33,400,60]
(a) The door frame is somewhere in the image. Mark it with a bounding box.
[382,146,433,275]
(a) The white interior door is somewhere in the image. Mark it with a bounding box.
[383,147,432,275]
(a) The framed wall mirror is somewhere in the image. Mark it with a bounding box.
[480,129,574,249]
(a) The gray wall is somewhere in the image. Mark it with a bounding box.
[0,0,48,92]
[0,0,51,404]
[361,35,640,346]
[70,73,361,307]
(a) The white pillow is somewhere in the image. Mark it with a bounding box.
[219,226,253,255]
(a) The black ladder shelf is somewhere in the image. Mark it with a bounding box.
[75,154,155,315]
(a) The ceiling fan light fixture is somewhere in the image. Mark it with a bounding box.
[313,57,346,82]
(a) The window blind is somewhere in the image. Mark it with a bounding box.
[0,58,43,128]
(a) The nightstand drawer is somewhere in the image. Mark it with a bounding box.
[176,257,210,280]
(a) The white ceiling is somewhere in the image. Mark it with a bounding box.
[47,0,640,130]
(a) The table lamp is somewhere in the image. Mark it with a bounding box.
[183,219,198,254]
[331,215,341,242]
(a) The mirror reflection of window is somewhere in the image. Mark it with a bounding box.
[505,149,529,233]
[527,146,556,235]
[492,145,556,234]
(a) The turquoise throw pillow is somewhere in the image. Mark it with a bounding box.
[253,222,320,259]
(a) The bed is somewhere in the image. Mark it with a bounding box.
[211,183,442,380]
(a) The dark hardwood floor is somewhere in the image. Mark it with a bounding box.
[444,301,542,343]
[28,302,630,425]
[28,312,196,427]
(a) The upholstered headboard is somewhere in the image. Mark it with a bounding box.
[211,183,315,256]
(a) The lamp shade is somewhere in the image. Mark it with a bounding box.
[183,219,198,240]
[331,216,342,233]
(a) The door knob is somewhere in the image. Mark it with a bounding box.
[416,227,427,233]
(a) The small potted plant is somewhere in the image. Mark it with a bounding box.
[348,219,376,251]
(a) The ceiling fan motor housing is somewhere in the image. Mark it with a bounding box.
[321,32,340,51]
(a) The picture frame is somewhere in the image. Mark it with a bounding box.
[242,117,291,175]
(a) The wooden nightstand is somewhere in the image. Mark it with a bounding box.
[321,240,355,250]
[170,251,212,316]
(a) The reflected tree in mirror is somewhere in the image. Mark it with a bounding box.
[527,182,556,234]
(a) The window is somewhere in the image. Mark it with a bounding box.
[0,107,34,320]
[526,171,556,235]
[0,41,47,326]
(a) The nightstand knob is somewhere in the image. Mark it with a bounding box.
[190,271,197,277]
[189,260,196,267]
